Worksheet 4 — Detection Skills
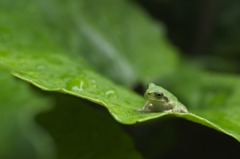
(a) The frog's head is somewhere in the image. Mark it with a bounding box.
[144,83,169,102]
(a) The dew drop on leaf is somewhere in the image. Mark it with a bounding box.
[105,90,118,99]
[66,78,87,92]
[71,81,84,92]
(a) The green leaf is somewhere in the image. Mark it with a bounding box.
[37,94,143,159]
[0,68,55,159]
[2,47,240,143]
[1,0,240,145]
[0,0,148,124]
[0,52,145,124]
[0,67,142,159]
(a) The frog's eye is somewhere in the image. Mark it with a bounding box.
[155,92,163,98]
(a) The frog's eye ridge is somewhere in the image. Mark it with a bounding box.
[163,96,169,102]
[155,92,163,98]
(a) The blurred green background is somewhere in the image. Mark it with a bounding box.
[1,0,240,159]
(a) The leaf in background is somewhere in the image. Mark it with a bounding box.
[189,72,240,142]
[35,0,179,86]
[0,68,55,159]
[37,94,143,159]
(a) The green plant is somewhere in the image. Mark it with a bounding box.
[1,0,240,159]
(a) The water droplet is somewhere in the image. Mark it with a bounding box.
[105,90,118,99]
[66,78,89,92]
[72,80,84,92]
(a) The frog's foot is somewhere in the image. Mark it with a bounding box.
[172,106,188,113]
[161,109,173,113]
[138,103,154,112]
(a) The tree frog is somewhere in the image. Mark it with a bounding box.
[139,83,188,113]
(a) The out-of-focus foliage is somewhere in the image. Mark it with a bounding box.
[0,68,55,159]
[1,0,240,158]
[37,94,143,159]
[51,0,179,85]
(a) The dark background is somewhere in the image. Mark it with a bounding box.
[130,0,240,158]
[136,0,240,74]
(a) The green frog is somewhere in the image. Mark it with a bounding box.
[139,83,188,113]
